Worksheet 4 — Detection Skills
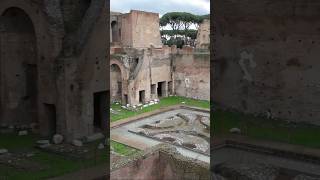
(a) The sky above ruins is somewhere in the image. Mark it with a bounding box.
[110,0,210,16]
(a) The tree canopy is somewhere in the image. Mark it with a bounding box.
[160,12,209,30]
[160,12,209,48]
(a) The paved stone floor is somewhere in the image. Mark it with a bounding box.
[111,108,210,163]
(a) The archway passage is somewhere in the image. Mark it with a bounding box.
[94,91,108,131]
[157,81,166,98]
[110,64,122,103]
[111,21,120,42]
[0,7,39,126]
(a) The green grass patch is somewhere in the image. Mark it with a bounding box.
[214,109,320,149]
[111,96,209,122]
[0,133,107,179]
[111,141,139,156]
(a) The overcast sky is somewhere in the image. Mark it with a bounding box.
[110,0,210,16]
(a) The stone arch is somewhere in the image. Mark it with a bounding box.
[110,64,122,103]
[0,7,39,126]
[110,60,128,104]
[0,0,62,137]
[111,20,120,42]
[110,60,127,81]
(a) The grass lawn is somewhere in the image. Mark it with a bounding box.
[214,109,320,149]
[111,96,210,122]
[0,133,107,180]
[110,141,139,156]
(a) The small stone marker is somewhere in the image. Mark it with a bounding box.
[229,127,241,134]
[52,134,64,144]
[0,149,8,154]
[26,153,35,157]
[72,139,83,147]
[98,143,105,149]
[39,144,51,149]
[18,130,28,136]
[37,140,50,145]
[84,133,105,143]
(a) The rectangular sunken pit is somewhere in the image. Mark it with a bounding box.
[112,106,210,156]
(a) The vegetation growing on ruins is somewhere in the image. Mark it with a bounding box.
[0,134,107,179]
[111,141,139,156]
[214,110,320,149]
[110,96,210,122]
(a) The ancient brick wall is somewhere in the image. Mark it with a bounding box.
[111,145,210,180]
[120,10,162,48]
[0,0,108,141]
[213,0,320,124]
[173,48,210,101]
[196,19,210,49]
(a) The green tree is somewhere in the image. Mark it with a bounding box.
[160,12,209,47]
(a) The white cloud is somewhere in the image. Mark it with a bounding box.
[110,0,210,16]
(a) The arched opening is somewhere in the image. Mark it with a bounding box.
[0,7,38,126]
[111,21,120,42]
[110,64,122,103]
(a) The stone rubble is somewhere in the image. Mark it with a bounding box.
[18,130,28,136]
[72,139,83,147]
[0,149,8,154]
[52,134,64,144]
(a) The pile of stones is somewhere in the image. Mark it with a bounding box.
[37,133,106,150]
[121,99,160,110]
[0,123,39,135]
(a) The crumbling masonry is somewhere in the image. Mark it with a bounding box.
[0,0,108,141]
[213,0,320,125]
[110,10,210,106]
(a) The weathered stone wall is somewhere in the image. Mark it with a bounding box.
[110,12,122,43]
[119,10,162,48]
[213,0,320,124]
[0,0,63,136]
[60,0,91,33]
[110,10,210,106]
[173,48,210,101]
[0,0,108,141]
[129,10,162,48]
[111,145,210,180]
[110,45,210,105]
[150,47,172,99]
[56,0,108,139]
[196,19,210,49]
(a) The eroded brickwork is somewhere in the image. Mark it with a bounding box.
[0,0,108,141]
[213,0,320,124]
[110,10,210,106]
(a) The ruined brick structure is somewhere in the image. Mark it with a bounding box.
[111,144,210,180]
[213,0,320,124]
[196,19,210,49]
[110,10,210,106]
[0,0,108,141]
